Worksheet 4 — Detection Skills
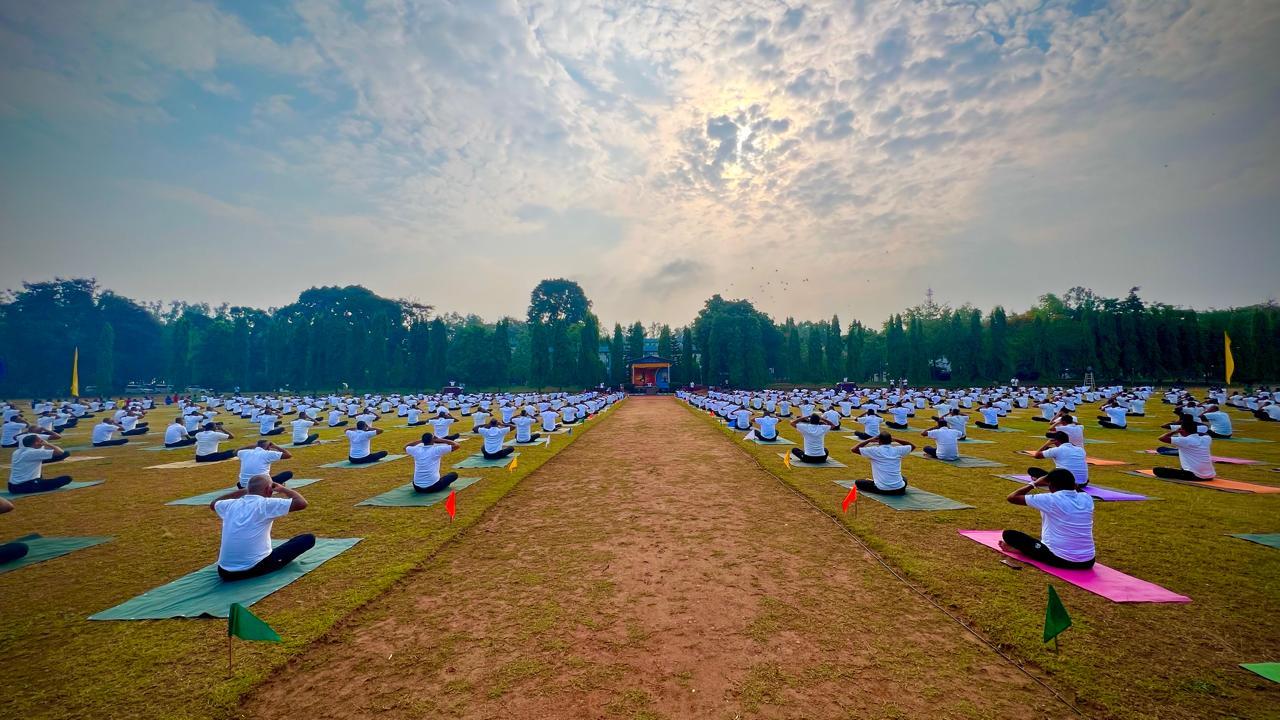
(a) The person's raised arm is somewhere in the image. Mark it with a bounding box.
[851,436,876,455]
[373,427,384,435]
[271,443,292,460]
[272,482,308,511]
[441,437,460,451]
[790,417,803,428]
[1033,439,1054,458]
[208,488,247,513]
[894,437,916,451]
[1006,480,1038,506]
[1157,428,1176,445]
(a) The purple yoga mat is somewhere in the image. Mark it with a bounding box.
[1138,450,1262,465]
[959,530,1190,603]
[1001,474,1150,502]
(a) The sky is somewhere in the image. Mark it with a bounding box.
[1,0,1277,328]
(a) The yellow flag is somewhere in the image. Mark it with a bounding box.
[783,451,791,469]
[1224,331,1235,385]
[508,455,518,472]
[71,347,80,397]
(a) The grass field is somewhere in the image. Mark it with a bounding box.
[688,399,1280,720]
[1,405,612,720]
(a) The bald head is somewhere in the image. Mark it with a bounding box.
[246,474,273,496]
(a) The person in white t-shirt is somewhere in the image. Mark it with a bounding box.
[7,435,74,494]
[753,411,781,442]
[235,440,294,489]
[345,421,387,464]
[406,405,425,427]
[1048,411,1085,447]
[853,409,883,440]
[851,433,916,494]
[539,408,560,433]
[195,422,237,462]
[91,419,130,447]
[1097,401,1128,429]
[431,410,461,440]
[975,402,1001,430]
[211,474,313,581]
[405,433,462,493]
[327,409,348,428]
[732,407,753,431]
[921,419,963,461]
[1155,418,1215,481]
[258,412,284,436]
[1200,406,1232,439]
[511,414,541,444]
[0,497,31,564]
[789,414,836,463]
[1028,431,1089,487]
[477,419,515,460]
[164,416,196,448]
[289,412,319,446]
[1001,468,1095,569]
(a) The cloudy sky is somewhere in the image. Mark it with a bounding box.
[1,0,1277,327]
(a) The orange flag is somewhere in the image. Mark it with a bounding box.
[841,484,857,513]
[445,490,456,520]
[783,451,792,469]
[508,455,518,472]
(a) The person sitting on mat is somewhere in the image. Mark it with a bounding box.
[406,432,462,493]
[406,404,426,427]
[753,411,781,442]
[345,421,387,464]
[195,422,237,462]
[91,418,130,447]
[790,413,837,463]
[0,498,30,564]
[510,413,541,444]
[477,418,515,460]
[7,434,74,495]
[976,402,1001,430]
[164,416,197,448]
[1027,431,1088,487]
[431,410,461,441]
[258,411,284,436]
[1154,417,1215,481]
[326,408,348,428]
[236,440,294,489]
[1048,410,1085,447]
[211,473,313,581]
[852,408,882,440]
[921,418,962,461]
[1200,405,1233,439]
[851,432,915,495]
[289,412,319,446]
[1001,468,1095,569]
[1,416,33,448]
[1097,400,1128,429]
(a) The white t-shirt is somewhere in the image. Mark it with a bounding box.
[1043,444,1089,486]
[733,409,752,430]
[512,416,536,442]
[755,416,779,440]
[1060,423,1085,447]
[328,410,344,426]
[1025,491,1096,562]
[1171,433,1215,479]
[478,426,508,453]
[796,422,829,457]
[1105,407,1127,427]
[926,428,962,460]
[9,446,54,484]
[91,422,117,444]
[237,447,284,488]
[540,410,559,432]
[860,444,911,491]
[258,415,278,434]
[859,415,882,436]
[1202,411,1231,436]
[346,429,377,458]
[407,443,451,488]
[431,416,454,436]
[195,430,229,456]
[215,495,293,571]
[290,419,314,444]
[1,421,25,445]
[164,423,188,444]
[979,408,1000,426]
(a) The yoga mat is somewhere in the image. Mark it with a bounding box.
[319,454,406,469]
[777,452,846,468]
[454,453,520,469]
[1221,437,1275,444]
[834,480,972,511]
[0,480,103,501]
[0,534,112,574]
[357,477,480,507]
[1230,534,1280,550]
[504,437,550,447]
[984,427,1022,433]
[958,530,1190,603]
[1240,663,1280,683]
[167,479,322,506]
[910,452,1006,468]
[0,455,104,469]
[90,538,362,620]
[283,439,339,448]
[997,475,1151,502]
[1015,450,1127,466]
[146,458,230,470]
[141,444,189,452]
[746,435,796,445]
[958,438,996,444]
[1137,450,1263,465]
[1126,469,1280,494]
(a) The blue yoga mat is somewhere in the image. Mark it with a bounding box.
[454,453,518,469]
[0,481,103,501]
[166,479,321,506]
[357,477,480,507]
[0,534,112,574]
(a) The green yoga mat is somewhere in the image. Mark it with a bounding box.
[1222,437,1275,444]
[357,477,480,507]
[504,437,550,447]
[985,427,1022,433]
[90,538,361,620]
[0,534,112,574]
[777,452,846,468]
[909,452,1006,468]
[141,444,190,452]
[167,479,322,506]
[319,454,406,469]
[454,453,519,469]
[146,458,230,470]
[958,438,996,445]
[0,480,103,501]
[747,435,796,445]
[1231,534,1280,550]
[1241,662,1280,683]
[833,481,972,511]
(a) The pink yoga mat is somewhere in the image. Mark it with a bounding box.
[1001,475,1149,502]
[1139,450,1262,465]
[958,530,1190,603]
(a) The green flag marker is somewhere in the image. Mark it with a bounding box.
[228,602,281,643]
[1044,585,1071,644]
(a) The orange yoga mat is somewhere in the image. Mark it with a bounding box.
[1131,468,1280,494]
[1017,450,1128,466]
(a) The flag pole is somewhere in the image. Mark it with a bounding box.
[228,635,233,674]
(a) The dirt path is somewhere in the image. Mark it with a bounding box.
[241,398,1063,719]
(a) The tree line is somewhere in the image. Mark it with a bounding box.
[0,278,1274,396]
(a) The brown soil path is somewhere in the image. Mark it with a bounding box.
[240,397,1064,719]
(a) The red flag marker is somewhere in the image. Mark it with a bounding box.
[841,484,857,513]
[445,490,456,520]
